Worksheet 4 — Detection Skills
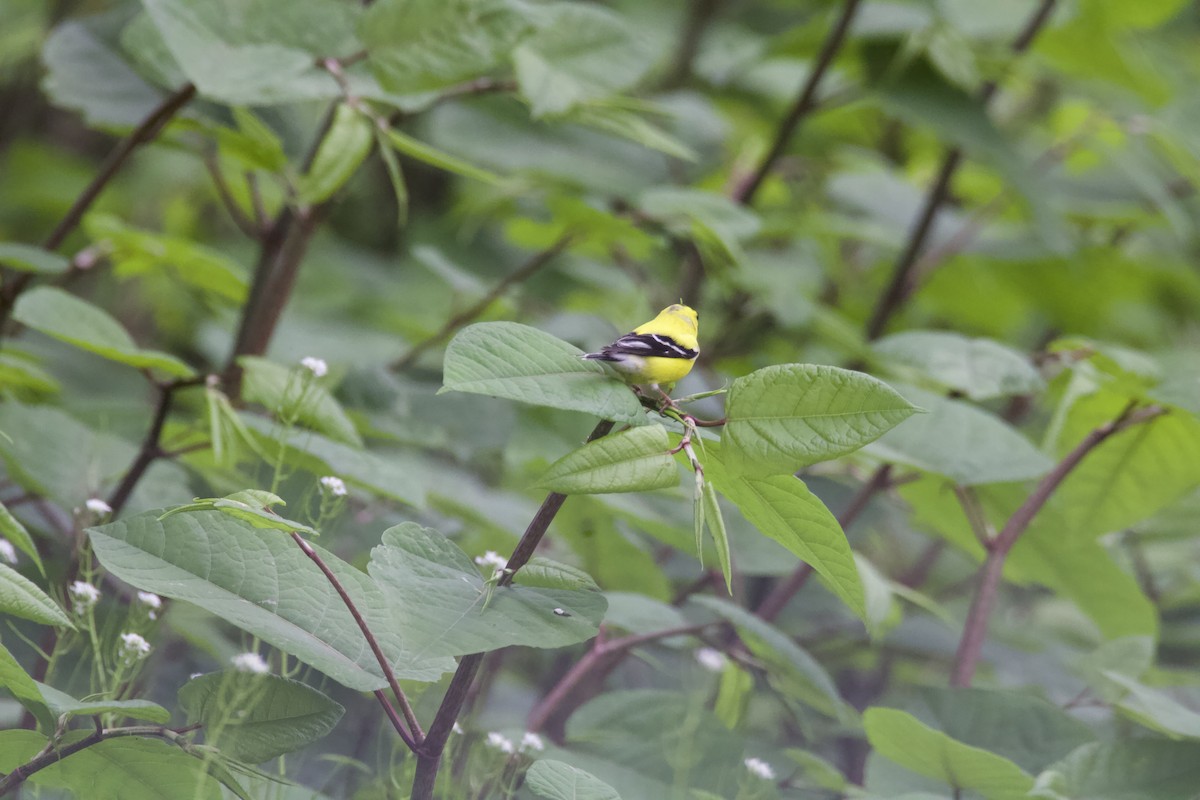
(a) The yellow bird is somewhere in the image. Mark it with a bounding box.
[581,304,700,393]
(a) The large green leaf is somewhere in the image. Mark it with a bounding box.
[514,3,653,118]
[564,689,744,797]
[12,287,194,377]
[722,364,920,476]
[1101,672,1200,739]
[361,0,531,94]
[690,595,850,721]
[866,385,1053,485]
[864,708,1034,800]
[914,688,1094,774]
[533,425,678,494]
[872,331,1044,400]
[441,322,644,422]
[23,733,224,800]
[526,760,622,800]
[1036,740,1200,800]
[0,563,72,628]
[88,510,455,690]
[705,446,865,619]
[42,17,165,127]
[179,672,344,763]
[367,523,606,657]
[139,0,339,105]
[1052,391,1200,537]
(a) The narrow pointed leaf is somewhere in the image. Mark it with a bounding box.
[0,563,72,628]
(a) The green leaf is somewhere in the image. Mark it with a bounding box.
[35,683,170,724]
[702,481,733,594]
[1052,391,1200,537]
[513,3,653,118]
[42,18,165,127]
[298,103,375,204]
[361,0,531,94]
[24,733,224,800]
[722,364,920,476]
[564,689,744,797]
[441,322,644,422]
[179,671,344,763]
[140,0,337,105]
[12,287,194,377]
[533,425,678,494]
[637,187,761,266]
[88,510,454,690]
[526,760,622,800]
[0,563,72,628]
[367,523,606,656]
[374,124,409,225]
[864,708,1034,800]
[383,126,505,185]
[1035,740,1200,800]
[239,356,363,446]
[1101,672,1200,739]
[85,213,249,304]
[865,385,1053,485]
[161,491,318,536]
[915,688,1095,774]
[872,330,1044,400]
[705,446,865,619]
[0,243,69,274]
[0,500,44,575]
[691,595,849,721]
[0,637,54,731]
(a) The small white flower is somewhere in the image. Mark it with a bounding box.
[0,539,17,565]
[485,732,515,754]
[452,722,464,735]
[300,357,328,378]
[695,647,727,673]
[85,498,113,516]
[137,591,162,619]
[69,581,101,613]
[189,672,204,680]
[320,476,348,497]
[231,652,270,674]
[744,757,775,781]
[520,732,545,753]
[119,632,152,662]
[474,551,507,570]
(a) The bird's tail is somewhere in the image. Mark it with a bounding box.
[580,351,616,361]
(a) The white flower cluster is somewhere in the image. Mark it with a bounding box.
[474,551,507,570]
[695,647,727,672]
[744,757,775,781]
[68,581,100,613]
[485,732,515,754]
[300,357,328,378]
[320,475,348,497]
[119,632,152,662]
[85,498,112,516]
[0,539,16,565]
[231,652,270,674]
[137,591,163,620]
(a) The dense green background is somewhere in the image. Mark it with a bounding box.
[2,0,1200,798]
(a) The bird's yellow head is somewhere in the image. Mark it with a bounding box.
[660,304,699,334]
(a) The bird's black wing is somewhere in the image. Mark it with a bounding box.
[592,332,698,360]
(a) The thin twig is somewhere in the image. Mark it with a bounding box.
[525,622,713,733]
[391,235,575,371]
[410,419,615,800]
[950,404,1166,687]
[755,464,892,622]
[863,0,1058,340]
[289,532,422,749]
[731,0,863,206]
[659,0,722,89]
[0,83,197,330]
